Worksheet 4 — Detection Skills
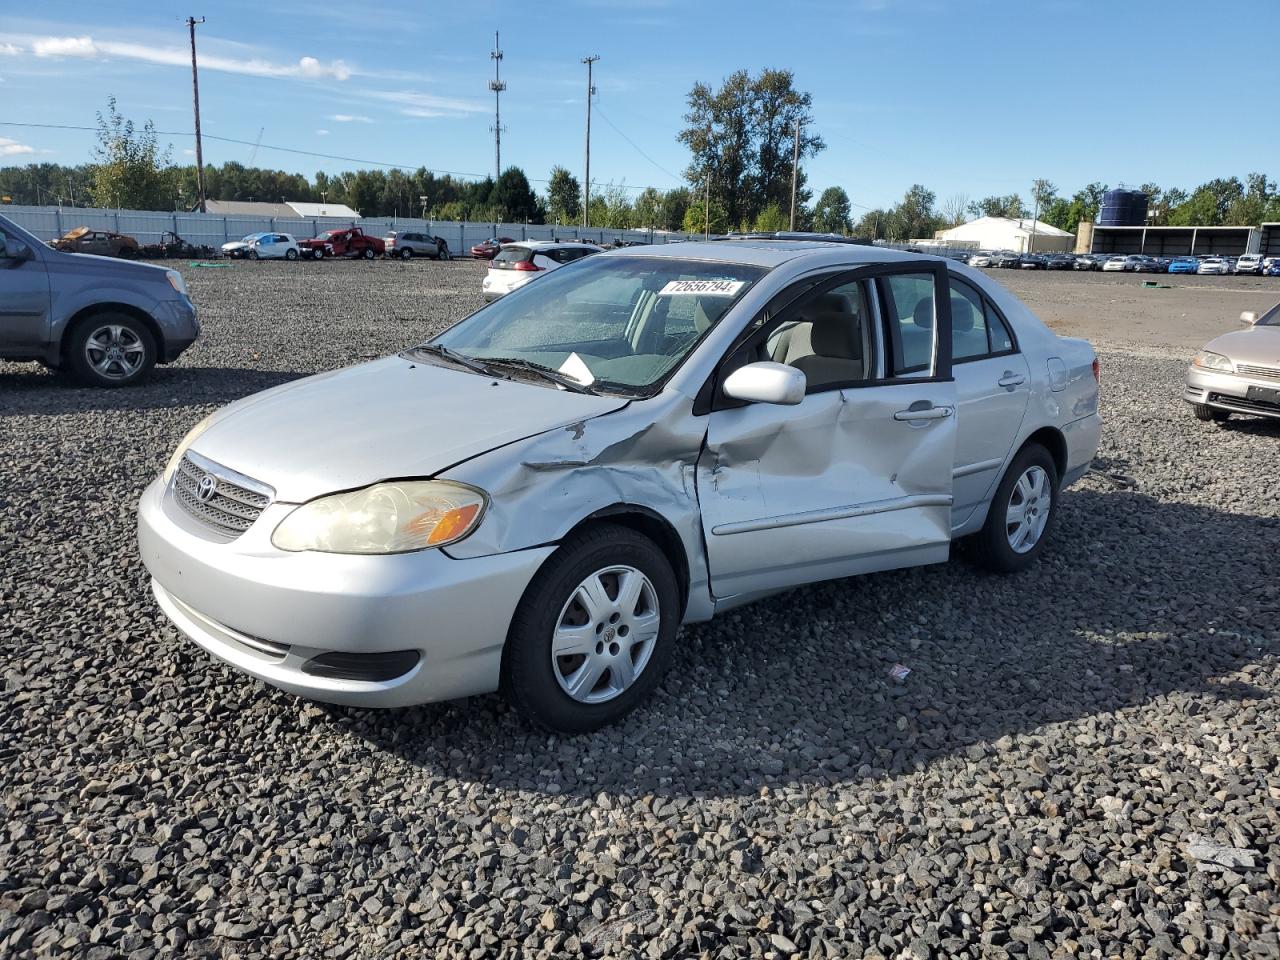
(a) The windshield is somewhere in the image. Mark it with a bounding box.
[240,233,263,243]
[427,255,766,392]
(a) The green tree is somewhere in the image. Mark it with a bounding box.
[632,187,663,229]
[546,165,581,224]
[1224,172,1275,225]
[811,186,852,233]
[886,184,941,240]
[658,188,691,231]
[681,191,728,235]
[90,97,173,209]
[1030,179,1057,218]
[599,182,633,229]
[852,208,887,240]
[1168,177,1244,226]
[490,167,540,222]
[968,194,1027,219]
[752,202,790,232]
[678,68,823,230]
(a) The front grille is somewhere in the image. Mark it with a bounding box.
[1209,392,1280,416]
[1235,363,1280,381]
[172,453,273,538]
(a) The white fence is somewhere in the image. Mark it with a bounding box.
[0,204,698,254]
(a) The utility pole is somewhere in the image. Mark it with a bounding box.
[488,32,506,182]
[789,119,802,231]
[703,175,710,240]
[186,16,207,213]
[581,55,599,228]
[1029,179,1042,254]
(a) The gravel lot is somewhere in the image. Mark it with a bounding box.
[2,259,1278,959]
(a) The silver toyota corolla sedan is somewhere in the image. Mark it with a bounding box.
[137,240,1101,732]
[1184,301,1280,423]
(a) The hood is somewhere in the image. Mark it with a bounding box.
[1205,324,1280,365]
[222,240,250,250]
[44,248,173,281]
[189,355,629,502]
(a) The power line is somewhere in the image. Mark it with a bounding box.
[591,105,683,185]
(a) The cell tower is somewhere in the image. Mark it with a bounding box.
[489,32,507,181]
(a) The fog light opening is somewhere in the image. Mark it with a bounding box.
[300,650,420,682]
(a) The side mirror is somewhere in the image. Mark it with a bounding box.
[1241,311,1258,326]
[722,361,806,405]
[1,237,31,266]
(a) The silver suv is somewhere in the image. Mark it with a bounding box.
[0,214,199,386]
[383,230,452,261]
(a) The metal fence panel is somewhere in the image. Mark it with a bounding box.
[1,204,701,251]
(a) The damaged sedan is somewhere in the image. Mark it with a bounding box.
[137,240,1101,732]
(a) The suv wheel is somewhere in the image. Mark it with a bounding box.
[399,247,413,260]
[971,443,1059,574]
[502,524,679,733]
[363,247,376,260]
[66,313,156,387]
[311,247,325,260]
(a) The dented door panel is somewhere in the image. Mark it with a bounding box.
[697,380,957,599]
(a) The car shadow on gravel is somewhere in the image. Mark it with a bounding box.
[0,366,303,416]
[328,485,1278,800]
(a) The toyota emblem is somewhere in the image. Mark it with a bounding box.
[196,474,218,503]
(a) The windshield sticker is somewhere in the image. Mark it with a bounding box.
[558,352,596,386]
[656,279,746,297]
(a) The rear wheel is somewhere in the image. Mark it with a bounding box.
[971,443,1059,574]
[363,247,376,260]
[502,524,679,733]
[399,247,413,260]
[66,313,155,387]
[1193,404,1230,423]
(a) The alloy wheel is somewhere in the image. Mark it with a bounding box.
[83,324,147,381]
[551,565,660,704]
[1006,465,1051,554]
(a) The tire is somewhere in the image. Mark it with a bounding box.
[363,247,376,260]
[971,443,1059,574]
[1193,404,1230,423]
[248,250,260,261]
[66,312,156,387]
[399,247,413,260]
[285,248,298,261]
[501,524,680,733]
[312,247,325,260]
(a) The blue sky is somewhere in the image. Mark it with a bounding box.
[0,0,1274,210]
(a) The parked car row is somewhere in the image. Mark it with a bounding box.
[218,227,454,261]
[968,250,1280,276]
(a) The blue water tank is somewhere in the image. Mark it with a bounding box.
[1099,189,1149,226]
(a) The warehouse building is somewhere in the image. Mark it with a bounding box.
[1078,222,1262,256]
[935,216,1073,253]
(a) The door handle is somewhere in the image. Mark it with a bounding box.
[894,404,954,422]
[997,372,1027,389]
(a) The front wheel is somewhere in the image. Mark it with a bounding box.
[285,248,298,261]
[248,250,260,261]
[502,524,679,733]
[66,313,156,387]
[311,247,324,260]
[1193,404,1230,423]
[971,444,1059,574]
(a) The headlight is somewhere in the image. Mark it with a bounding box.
[1192,351,1234,373]
[166,270,188,296]
[272,480,486,555]
[162,413,215,482]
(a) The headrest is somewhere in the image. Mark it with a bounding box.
[951,293,975,333]
[912,298,934,329]
[810,310,861,360]
[813,292,851,314]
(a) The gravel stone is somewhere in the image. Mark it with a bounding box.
[1,261,1277,958]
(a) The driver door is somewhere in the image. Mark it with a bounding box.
[695,262,958,599]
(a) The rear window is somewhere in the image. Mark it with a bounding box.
[493,246,532,263]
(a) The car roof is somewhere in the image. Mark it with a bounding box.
[514,240,602,250]
[599,238,934,269]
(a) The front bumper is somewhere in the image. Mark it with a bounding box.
[157,298,199,362]
[481,274,533,302]
[1184,365,1280,420]
[136,476,554,707]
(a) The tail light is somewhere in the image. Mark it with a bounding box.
[511,260,543,272]
[1091,358,1100,382]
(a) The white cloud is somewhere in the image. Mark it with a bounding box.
[182,148,196,156]
[0,42,21,55]
[315,129,330,136]
[330,114,373,123]
[25,34,351,81]
[369,90,485,118]
[0,137,35,157]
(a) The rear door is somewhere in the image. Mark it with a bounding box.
[946,275,1030,527]
[696,262,958,599]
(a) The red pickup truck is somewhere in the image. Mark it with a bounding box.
[299,227,385,260]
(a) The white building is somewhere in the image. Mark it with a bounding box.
[937,216,1073,253]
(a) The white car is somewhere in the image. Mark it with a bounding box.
[967,251,995,267]
[1198,257,1230,276]
[221,232,299,261]
[1100,256,1127,272]
[1233,254,1263,275]
[481,241,602,302]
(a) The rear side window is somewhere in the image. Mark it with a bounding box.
[878,273,935,375]
[950,276,1017,360]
